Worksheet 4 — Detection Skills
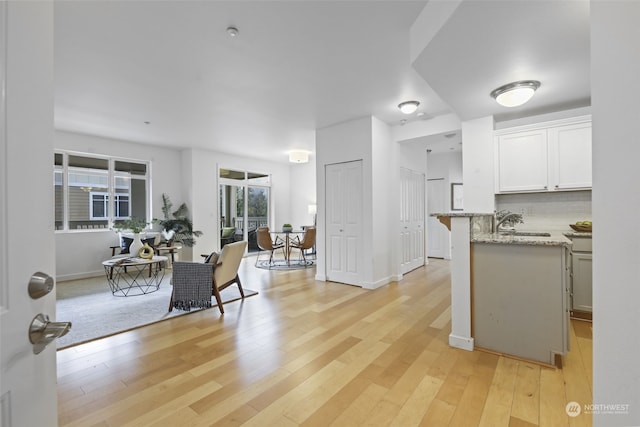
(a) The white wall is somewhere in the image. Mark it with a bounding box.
[289,160,317,230]
[181,148,292,260]
[371,117,393,284]
[461,116,495,213]
[592,2,640,426]
[54,131,182,280]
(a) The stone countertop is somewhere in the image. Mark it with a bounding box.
[563,231,592,238]
[472,231,572,248]
[430,212,494,217]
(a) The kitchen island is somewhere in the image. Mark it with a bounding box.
[471,232,572,367]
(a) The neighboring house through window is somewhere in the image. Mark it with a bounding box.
[54,151,149,231]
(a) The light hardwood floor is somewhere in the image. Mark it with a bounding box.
[57,258,593,426]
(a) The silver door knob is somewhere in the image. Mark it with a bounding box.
[29,313,72,354]
[28,272,54,299]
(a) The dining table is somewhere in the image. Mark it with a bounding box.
[270,230,303,266]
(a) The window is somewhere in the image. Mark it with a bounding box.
[54,151,149,231]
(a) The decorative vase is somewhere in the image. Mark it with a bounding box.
[282,226,292,233]
[129,233,143,258]
[162,229,175,245]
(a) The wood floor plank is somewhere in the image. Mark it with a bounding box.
[56,259,593,427]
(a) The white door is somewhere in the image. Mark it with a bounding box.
[325,161,362,285]
[427,179,448,259]
[0,3,60,425]
[400,168,425,274]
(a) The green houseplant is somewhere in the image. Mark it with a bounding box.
[282,223,293,232]
[154,194,203,247]
[113,216,148,234]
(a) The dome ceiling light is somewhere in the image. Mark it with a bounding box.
[398,100,420,115]
[226,26,239,37]
[490,80,541,107]
[289,150,309,164]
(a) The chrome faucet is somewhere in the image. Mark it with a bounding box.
[493,210,524,232]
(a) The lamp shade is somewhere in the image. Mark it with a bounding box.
[289,151,309,163]
[491,80,540,107]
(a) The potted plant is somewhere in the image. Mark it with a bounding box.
[154,194,203,247]
[282,223,293,232]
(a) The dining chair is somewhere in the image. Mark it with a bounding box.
[255,227,285,267]
[289,226,316,266]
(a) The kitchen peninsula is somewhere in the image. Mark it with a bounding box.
[433,212,572,367]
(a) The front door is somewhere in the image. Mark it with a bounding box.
[427,178,449,258]
[0,3,59,425]
[325,160,363,285]
[399,167,425,274]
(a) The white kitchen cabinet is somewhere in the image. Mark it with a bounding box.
[495,129,548,192]
[569,235,593,316]
[548,122,592,190]
[495,117,592,193]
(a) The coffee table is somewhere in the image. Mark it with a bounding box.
[102,256,168,296]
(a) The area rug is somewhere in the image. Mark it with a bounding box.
[255,259,314,270]
[56,275,257,349]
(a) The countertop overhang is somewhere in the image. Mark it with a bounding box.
[472,232,572,248]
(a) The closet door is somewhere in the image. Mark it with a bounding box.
[325,160,363,285]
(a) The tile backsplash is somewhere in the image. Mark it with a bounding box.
[496,191,591,231]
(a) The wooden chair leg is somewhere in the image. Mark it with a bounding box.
[212,285,224,314]
[235,275,245,298]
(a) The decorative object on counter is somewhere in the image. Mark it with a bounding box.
[282,223,293,232]
[570,221,592,232]
[494,209,524,231]
[154,193,203,247]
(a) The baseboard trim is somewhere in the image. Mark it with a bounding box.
[362,276,391,290]
[449,333,474,351]
[57,270,104,282]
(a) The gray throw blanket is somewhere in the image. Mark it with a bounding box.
[172,262,213,311]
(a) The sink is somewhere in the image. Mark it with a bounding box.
[499,231,551,237]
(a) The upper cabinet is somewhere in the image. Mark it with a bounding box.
[495,116,592,194]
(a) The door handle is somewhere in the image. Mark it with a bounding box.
[29,313,72,354]
[28,272,55,299]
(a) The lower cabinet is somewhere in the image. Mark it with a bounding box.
[570,236,593,317]
[472,242,569,366]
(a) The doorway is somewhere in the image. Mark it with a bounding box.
[219,168,271,253]
[400,167,426,274]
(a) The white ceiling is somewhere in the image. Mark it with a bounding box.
[54,1,591,163]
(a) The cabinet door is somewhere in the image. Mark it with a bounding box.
[548,122,592,190]
[572,252,593,313]
[496,129,548,192]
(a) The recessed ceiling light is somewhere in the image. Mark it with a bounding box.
[398,100,420,115]
[226,26,239,37]
[490,80,541,107]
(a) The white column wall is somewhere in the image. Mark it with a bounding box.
[591,2,640,425]
[461,116,495,213]
[315,116,373,285]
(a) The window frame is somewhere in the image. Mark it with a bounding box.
[54,150,150,233]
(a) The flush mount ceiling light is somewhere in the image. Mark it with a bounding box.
[226,26,239,37]
[289,150,309,164]
[398,100,420,114]
[490,80,541,107]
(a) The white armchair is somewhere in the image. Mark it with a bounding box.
[170,241,247,314]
